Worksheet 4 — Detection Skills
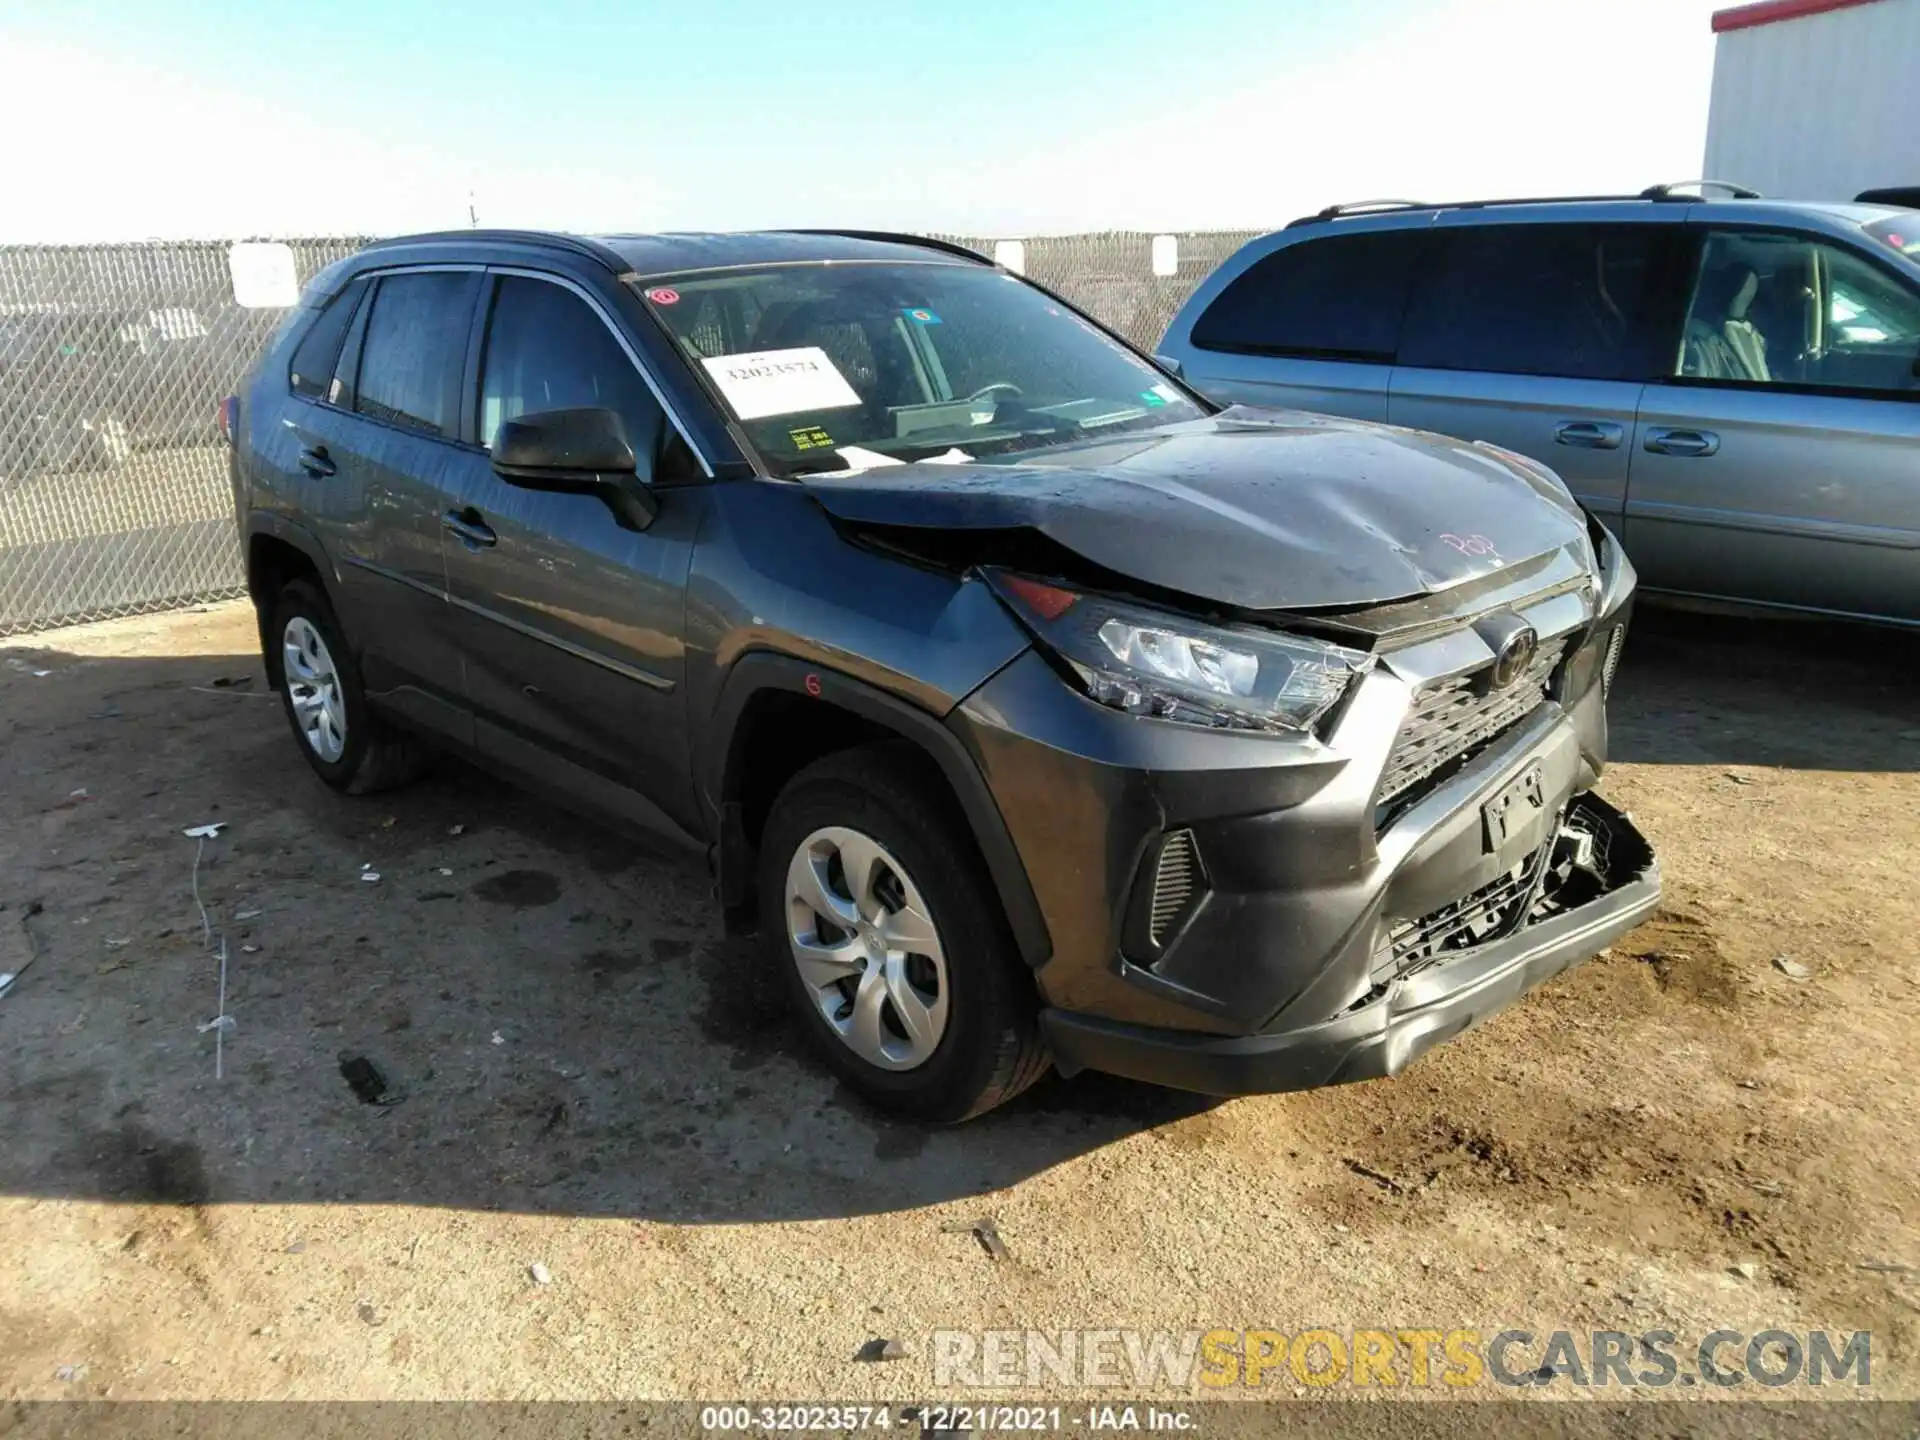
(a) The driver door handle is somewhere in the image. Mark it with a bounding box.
[1554,420,1623,450]
[1644,427,1720,458]
[297,445,336,478]
[442,507,497,549]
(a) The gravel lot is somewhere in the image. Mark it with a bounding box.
[2,598,1916,1408]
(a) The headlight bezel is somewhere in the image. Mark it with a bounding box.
[986,570,1373,737]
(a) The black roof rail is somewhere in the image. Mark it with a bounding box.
[780,229,993,264]
[357,228,632,270]
[1640,179,1763,200]
[1285,199,1431,228]
[1287,182,1766,228]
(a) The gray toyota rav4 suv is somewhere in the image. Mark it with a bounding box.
[1157,186,1920,627]
[228,228,1658,1120]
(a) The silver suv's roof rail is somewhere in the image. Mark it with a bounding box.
[1287,181,1765,228]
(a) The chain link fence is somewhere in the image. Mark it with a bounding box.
[0,229,1259,636]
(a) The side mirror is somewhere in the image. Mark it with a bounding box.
[1153,353,1184,378]
[491,406,658,531]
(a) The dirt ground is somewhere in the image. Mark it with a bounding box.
[2,597,1917,1408]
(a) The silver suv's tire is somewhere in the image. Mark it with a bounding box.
[758,744,1049,1121]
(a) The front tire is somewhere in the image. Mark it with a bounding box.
[270,579,428,794]
[757,745,1049,1121]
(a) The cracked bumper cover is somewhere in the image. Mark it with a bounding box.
[1040,795,1660,1096]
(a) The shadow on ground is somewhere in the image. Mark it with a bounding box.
[1607,602,1920,771]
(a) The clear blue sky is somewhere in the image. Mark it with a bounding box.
[0,0,1727,241]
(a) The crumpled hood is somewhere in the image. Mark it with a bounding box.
[799,406,1593,611]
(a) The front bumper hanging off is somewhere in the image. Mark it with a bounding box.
[1040,794,1659,1097]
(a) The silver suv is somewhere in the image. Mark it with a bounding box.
[1157,185,1920,627]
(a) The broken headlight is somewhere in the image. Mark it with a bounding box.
[989,572,1372,734]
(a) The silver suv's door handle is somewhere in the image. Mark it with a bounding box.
[1553,420,1624,450]
[1644,427,1720,457]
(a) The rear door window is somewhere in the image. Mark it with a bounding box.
[288,278,367,402]
[1189,230,1428,360]
[353,271,477,438]
[1398,224,1678,381]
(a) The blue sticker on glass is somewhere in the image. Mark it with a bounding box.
[904,307,942,325]
[1140,389,1167,406]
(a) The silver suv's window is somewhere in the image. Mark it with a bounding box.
[1188,230,1428,361]
[354,272,474,438]
[1398,224,1675,382]
[1678,231,1920,394]
[479,276,663,455]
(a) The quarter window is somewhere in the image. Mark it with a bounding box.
[354,272,475,437]
[1677,230,1920,394]
[288,279,367,402]
[1189,230,1428,360]
[479,276,665,456]
[1397,224,1675,381]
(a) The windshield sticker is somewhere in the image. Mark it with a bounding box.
[645,287,680,305]
[1139,389,1167,407]
[903,307,941,325]
[701,347,862,420]
[789,424,835,452]
[1148,382,1181,404]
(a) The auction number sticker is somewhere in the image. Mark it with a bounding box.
[700,347,862,420]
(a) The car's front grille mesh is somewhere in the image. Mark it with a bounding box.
[1388,842,1549,972]
[1149,830,1198,946]
[1377,639,1566,811]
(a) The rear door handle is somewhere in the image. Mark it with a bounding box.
[442,507,497,549]
[1553,420,1624,450]
[1644,427,1720,458]
[297,445,336,478]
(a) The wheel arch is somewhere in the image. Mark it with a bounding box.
[707,653,1052,968]
[245,516,339,690]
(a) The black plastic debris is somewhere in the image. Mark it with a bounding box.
[856,1338,910,1362]
[338,1053,402,1106]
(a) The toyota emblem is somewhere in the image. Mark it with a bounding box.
[1489,623,1539,690]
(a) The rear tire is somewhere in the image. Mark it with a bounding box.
[757,744,1049,1122]
[270,579,429,795]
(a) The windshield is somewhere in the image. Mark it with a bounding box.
[635,261,1207,475]
[1863,215,1920,260]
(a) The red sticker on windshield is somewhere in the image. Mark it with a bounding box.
[646,287,680,305]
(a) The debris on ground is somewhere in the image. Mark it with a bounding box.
[1858,1258,1915,1275]
[1344,1158,1408,1194]
[233,907,263,921]
[1,901,46,1003]
[856,1338,910,1362]
[941,1216,1010,1261]
[53,1364,86,1383]
[528,1262,552,1286]
[338,1054,402,1107]
[1724,771,1754,786]
[1732,1261,1760,1281]
[357,1302,383,1327]
[359,865,382,884]
[103,937,130,950]
[1772,955,1813,979]
[448,824,465,836]
[181,823,226,839]
[490,1031,507,1046]
[1748,1179,1786,1197]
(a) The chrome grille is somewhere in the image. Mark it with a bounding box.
[1149,830,1198,946]
[1378,639,1566,810]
